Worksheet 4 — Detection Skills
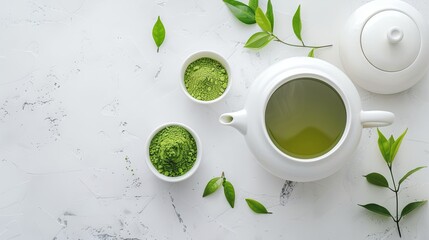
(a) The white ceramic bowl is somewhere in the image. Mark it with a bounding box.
[146,122,202,182]
[180,51,231,104]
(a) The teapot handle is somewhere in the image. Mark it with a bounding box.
[360,110,395,128]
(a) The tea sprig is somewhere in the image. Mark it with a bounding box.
[223,0,332,56]
[203,172,235,208]
[359,129,427,238]
[202,172,272,214]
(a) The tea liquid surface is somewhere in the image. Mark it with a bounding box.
[265,78,347,159]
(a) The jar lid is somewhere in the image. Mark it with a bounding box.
[361,10,421,72]
[340,0,429,94]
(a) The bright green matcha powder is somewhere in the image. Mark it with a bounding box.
[149,125,197,177]
[184,57,228,101]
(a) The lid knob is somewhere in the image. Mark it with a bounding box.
[387,27,403,44]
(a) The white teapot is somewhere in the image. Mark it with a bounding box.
[220,57,394,182]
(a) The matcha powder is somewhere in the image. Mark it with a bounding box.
[149,125,197,177]
[184,57,228,101]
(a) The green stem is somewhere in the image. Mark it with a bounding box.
[388,165,402,238]
[273,35,332,49]
[396,220,402,238]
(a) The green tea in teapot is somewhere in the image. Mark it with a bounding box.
[265,78,347,159]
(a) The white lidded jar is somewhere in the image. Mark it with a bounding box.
[340,0,429,94]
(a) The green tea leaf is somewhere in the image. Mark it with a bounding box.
[364,172,390,188]
[400,200,427,218]
[265,0,274,31]
[245,198,272,214]
[292,5,303,45]
[377,128,391,164]
[152,16,166,53]
[223,181,235,208]
[398,166,427,187]
[388,135,395,146]
[255,7,272,33]
[203,177,223,197]
[358,203,392,217]
[248,0,258,11]
[223,0,256,24]
[389,129,407,162]
[244,32,274,49]
[308,48,315,57]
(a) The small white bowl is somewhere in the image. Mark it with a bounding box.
[180,51,231,104]
[146,122,202,182]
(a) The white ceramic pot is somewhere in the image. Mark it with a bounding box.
[219,57,394,182]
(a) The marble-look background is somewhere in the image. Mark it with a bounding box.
[1,0,429,239]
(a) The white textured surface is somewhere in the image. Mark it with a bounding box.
[0,0,428,239]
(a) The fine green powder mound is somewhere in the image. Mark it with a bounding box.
[184,57,228,101]
[149,125,197,177]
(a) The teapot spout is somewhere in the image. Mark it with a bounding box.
[219,109,247,135]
